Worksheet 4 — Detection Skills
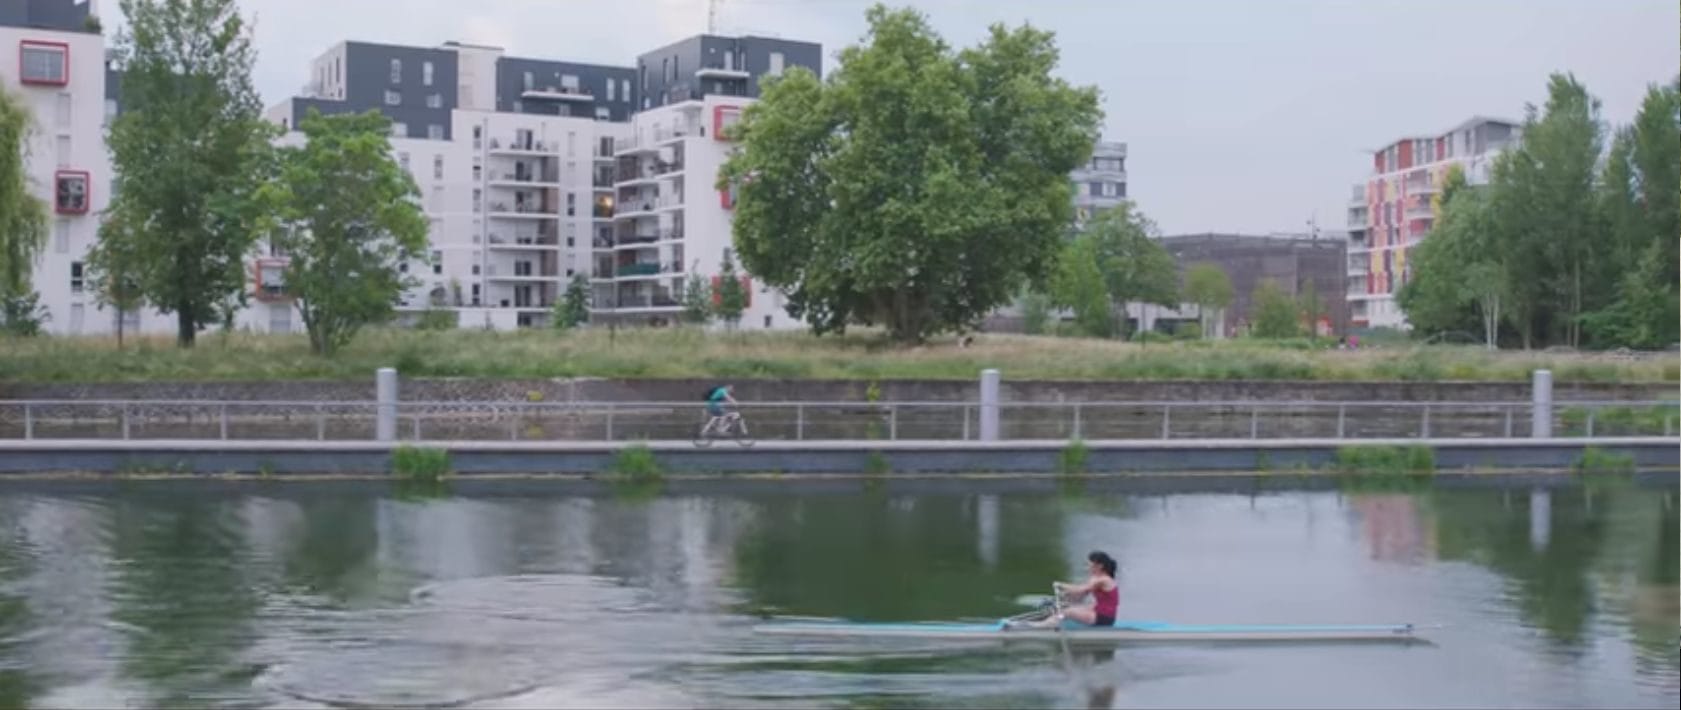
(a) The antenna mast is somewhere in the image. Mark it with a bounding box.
[708,0,721,33]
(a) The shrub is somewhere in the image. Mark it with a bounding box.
[1572,446,1635,475]
[610,441,663,484]
[1058,438,1090,476]
[390,445,451,482]
[415,308,458,331]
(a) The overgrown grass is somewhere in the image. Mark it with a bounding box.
[1058,438,1090,476]
[1333,445,1437,493]
[390,445,451,482]
[1572,446,1637,475]
[607,441,664,499]
[1560,404,1679,436]
[0,328,1672,383]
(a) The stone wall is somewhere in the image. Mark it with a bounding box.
[2,376,1670,404]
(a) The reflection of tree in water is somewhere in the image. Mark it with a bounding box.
[278,497,388,607]
[1627,493,1678,682]
[0,512,36,710]
[107,500,262,707]
[731,496,1066,620]
[1431,488,1610,653]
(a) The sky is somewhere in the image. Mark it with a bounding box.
[103,0,1681,236]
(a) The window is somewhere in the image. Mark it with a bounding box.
[764,315,772,329]
[70,261,84,293]
[432,250,443,275]
[423,60,434,86]
[69,304,84,333]
[471,284,481,306]
[427,124,444,140]
[472,188,482,212]
[55,135,70,166]
[103,98,117,125]
[270,304,291,333]
[385,90,401,106]
[1116,182,1126,198]
[523,71,534,91]
[390,58,402,83]
[54,171,88,214]
[53,219,69,253]
[398,152,410,174]
[622,80,631,103]
[473,125,482,148]
[607,79,616,101]
[769,52,785,76]
[472,162,481,182]
[562,74,580,92]
[55,92,71,127]
[426,93,442,108]
[433,155,444,179]
[661,58,668,83]
[566,193,576,216]
[19,41,68,86]
[391,122,407,137]
[595,107,611,120]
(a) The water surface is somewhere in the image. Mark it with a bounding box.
[0,484,1674,708]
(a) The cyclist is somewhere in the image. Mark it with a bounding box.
[702,384,742,435]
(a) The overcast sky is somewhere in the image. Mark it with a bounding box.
[108,0,1680,235]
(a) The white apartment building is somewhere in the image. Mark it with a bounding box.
[1346,116,1522,330]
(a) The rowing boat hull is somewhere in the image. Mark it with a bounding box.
[753,619,1425,643]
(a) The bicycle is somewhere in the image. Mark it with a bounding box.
[694,409,755,447]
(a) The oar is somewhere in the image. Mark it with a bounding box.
[1050,583,1075,669]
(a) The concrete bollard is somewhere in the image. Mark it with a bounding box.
[979,369,1000,441]
[376,367,398,441]
[1531,369,1553,439]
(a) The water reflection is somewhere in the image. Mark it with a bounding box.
[0,485,1670,708]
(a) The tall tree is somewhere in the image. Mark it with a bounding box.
[105,0,274,347]
[1250,279,1300,339]
[1488,73,1606,348]
[1583,78,1681,348]
[1399,165,1510,348]
[1048,236,1112,338]
[1296,279,1325,337]
[1080,203,1180,339]
[553,273,590,330]
[1182,263,1233,339]
[0,85,47,304]
[680,265,711,325]
[256,109,427,355]
[1018,289,1051,335]
[712,252,747,329]
[720,3,1102,342]
[85,213,148,349]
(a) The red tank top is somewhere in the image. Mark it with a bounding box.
[1093,581,1118,617]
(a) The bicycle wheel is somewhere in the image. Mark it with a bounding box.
[732,419,755,447]
[693,418,717,448]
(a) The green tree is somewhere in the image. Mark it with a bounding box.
[257,109,427,355]
[680,265,711,325]
[1583,78,1680,348]
[1049,236,1112,338]
[1250,278,1300,339]
[105,0,274,347]
[85,213,148,349]
[1182,263,1233,338]
[719,3,1102,343]
[0,85,47,306]
[712,251,747,329]
[1297,279,1325,337]
[553,273,589,330]
[0,291,49,336]
[1018,289,1051,335]
[1080,203,1180,339]
[1488,73,1607,348]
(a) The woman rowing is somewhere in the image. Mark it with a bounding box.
[1007,551,1120,630]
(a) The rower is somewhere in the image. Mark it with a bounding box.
[1007,551,1120,630]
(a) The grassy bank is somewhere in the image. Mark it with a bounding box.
[0,327,1674,383]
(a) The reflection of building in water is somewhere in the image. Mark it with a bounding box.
[7,498,130,700]
[1349,494,1435,562]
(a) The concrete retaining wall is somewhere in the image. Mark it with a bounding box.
[2,437,1674,477]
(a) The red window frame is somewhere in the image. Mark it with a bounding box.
[251,257,292,302]
[53,170,89,214]
[19,40,70,87]
[710,275,752,308]
[712,104,742,142]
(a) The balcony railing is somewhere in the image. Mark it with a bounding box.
[488,202,555,215]
[492,172,560,184]
[488,137,554,153]
[593,205,614,219]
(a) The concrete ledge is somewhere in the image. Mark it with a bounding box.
[0,436,1675,476]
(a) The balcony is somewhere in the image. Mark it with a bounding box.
[488,136,555,154]
[593,170,615,189]
[486,264,561,280]
[522,85,594,102]
[488,201,558,219]
[1350,184,1366,205]
[615,159,685,184]
[593,202,615,219]
[487,232,559,249]
[1404,201,1435,221]
[489,171,561,187]
[695,63,750,80]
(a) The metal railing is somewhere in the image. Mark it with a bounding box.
[1,399,1674,444]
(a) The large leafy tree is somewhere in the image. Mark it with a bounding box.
[1080,203,1180,339]
[257,109,427,355]
[1249,279,1300,339]
[712,251,747,329]
[1487,73,1606,348]
[1048,236,1112,338]
[1182,263,1233,339]
[1399,166,1506,348]
[104,0,274,347]
[1583,78,1680,348]
[0,85,47,308]
[553,273,590,330]
[719,3,1102,342]
[85,212,148,349]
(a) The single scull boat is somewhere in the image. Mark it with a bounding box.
[753,618,1427,643]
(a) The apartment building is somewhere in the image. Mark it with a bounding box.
[1347,116,1522,330]
[260,34,820,332]
[1070,140,1127,227]
[1,0,135,336]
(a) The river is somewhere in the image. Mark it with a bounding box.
[0,483,1674,708]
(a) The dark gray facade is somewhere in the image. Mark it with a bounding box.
[1157,233,1349,337]
[333,42,459,140]
[636,34,822,109]
[493,57,636,121]
[0,0,95,32]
